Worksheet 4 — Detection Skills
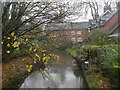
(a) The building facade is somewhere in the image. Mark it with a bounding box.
[89,4,120,36]
[50,22,89,42]
[50,5,120,42]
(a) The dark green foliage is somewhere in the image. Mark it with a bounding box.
[88,29,109,45]
[67,44,119,88]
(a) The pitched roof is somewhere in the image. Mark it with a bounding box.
[89,9,118,29]
[101,10,118,25]
[49,22,89,31]
[70,22,89,30]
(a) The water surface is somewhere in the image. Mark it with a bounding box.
[20,51,87,88]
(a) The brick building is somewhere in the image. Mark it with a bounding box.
[89,4,120,36]
[50,22,89,42]
[49,5,120,43]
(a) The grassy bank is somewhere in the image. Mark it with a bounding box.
[66,44,120,88]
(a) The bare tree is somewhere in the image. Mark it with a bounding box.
[116,1,120,9]
[2,1,71,61]
[87,0,99,19]
[2,1,86,61]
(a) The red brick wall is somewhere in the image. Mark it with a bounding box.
[102,11,120,34]
[53,29,89,42]
[53,30,66,40]
[111,25,120,34]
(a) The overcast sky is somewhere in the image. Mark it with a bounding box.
[1,0,119,22]
[63,0,118,22]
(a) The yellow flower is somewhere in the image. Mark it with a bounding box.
[11,32,15,36]
[26,38,28,41]
[56,55,59,58]
[29,65,33,68]
[7,50,10,53]
[42,57,46,62]
[26,65,29,68]
[42,50,46,52]
[34,49,37,52]
[29,47,32,51]
[43,54,46,56]
[27,69,31,72]
[7,37,11,40]
[14,36,17,41]
[7,44,10,47]
[34,61,36,64]
[35,54,40,59]
[17,42,21,45]
[12,41,20,48]
[42,71,46,74]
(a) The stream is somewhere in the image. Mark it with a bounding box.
[20,51,88,88]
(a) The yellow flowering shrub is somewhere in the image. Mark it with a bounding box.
[3,31,60,74]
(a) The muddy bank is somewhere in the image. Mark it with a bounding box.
[2,57,35,89]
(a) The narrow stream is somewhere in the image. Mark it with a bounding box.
[20,51,88,88]
[20,66,87,88]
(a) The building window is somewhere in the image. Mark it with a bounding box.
[77,31,82,35]
[66,31,70,35]
[77,38,83,42]
[71,31,76,35]
[71,38,76,41]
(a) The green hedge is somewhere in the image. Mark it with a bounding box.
[67,44,120,88]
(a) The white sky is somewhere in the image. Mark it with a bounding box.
[2,0,119,22]
[63,0,118,22]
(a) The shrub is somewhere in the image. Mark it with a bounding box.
[88,29,109,45]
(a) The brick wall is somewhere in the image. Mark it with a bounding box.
[102,10,120,34]
[53,29,88,42]
[112,25,120,34]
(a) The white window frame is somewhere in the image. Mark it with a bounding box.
[71,38,76,41]
[77,38,83,42]
[77,31,82,35]
[66,31,70,35]
[71,31,76,35]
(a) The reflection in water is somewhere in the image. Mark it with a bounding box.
[20,66,87,88]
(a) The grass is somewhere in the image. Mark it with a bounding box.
[66,49,77,57]
[66,45,114,88]
[86,72,110,88]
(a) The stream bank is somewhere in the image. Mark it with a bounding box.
[20,50,88,88]
[2,50,88,89]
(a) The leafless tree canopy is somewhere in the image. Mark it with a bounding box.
[2,2,67,37]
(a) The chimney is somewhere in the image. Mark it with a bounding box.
[104,5,111,12]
